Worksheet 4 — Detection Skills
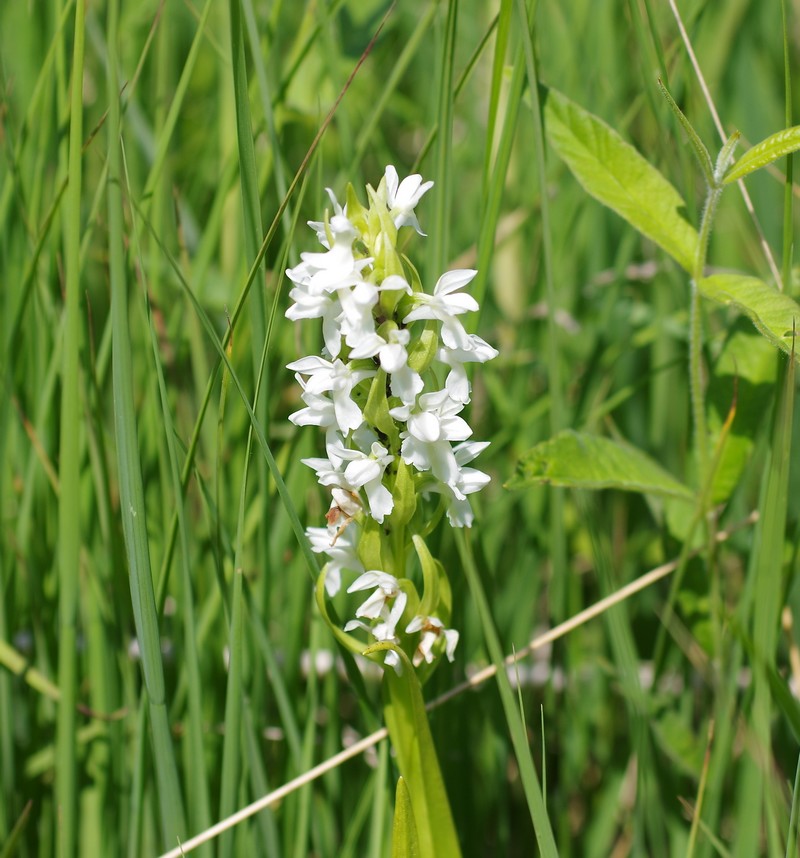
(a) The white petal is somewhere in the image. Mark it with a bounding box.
[434,269,477,296]
[379,342,407,373]
[408,411,440,443]
[343,458,382,487]
[364,480,394,523]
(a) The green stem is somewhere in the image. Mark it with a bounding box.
[689,184,721,488]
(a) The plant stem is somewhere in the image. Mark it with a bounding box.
[689,183,721,488]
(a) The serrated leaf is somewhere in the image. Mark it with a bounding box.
[507,430,694,500]
[698,274,800,359]
[543,87,699,272]
[723,125,800,184]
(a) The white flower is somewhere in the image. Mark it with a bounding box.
[405,615,459,665]
[424,441,491,527]
[347,570,406,620]
[304,439,394,523]
[347,323,423,405]
[335,441,395,523]
[402,270,479,350]
[287,356,375,434]
[307,188,346,248]
[307,524,364,596]
[287,215,371,294]
[384,165,434,235]
[285,287,343,358]
[288,377,338,430]
[396,389,472,493]
[339,282,380,350]
[438,334,499,404]
[345,571,408,674]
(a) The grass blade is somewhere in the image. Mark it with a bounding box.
[107,0,186,846]
[455,530,558,856]
[55,0,86,853]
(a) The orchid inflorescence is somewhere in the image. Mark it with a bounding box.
[286,166,496,672]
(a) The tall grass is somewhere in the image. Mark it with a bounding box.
[1,1,799,855]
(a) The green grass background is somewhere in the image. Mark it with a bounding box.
[1,0,800,855]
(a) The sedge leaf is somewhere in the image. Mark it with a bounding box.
[698,274,800,359]
[543,86,699,272]
[507,430,694,500]
[723,125,800,184]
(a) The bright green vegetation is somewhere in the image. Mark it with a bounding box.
[2,1,800,856]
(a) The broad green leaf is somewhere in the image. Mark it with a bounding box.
[391,777,420,858]
[723,125,800,184]
[507,430,694,500]
[543,87,699,272]
[698,274,800,359]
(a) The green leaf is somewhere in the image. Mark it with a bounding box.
[357,516,396,576]
[543,86,699,272]
[406,327,439,374]
[723,125,800,184]
[707,322,778,504]
[657,78,714,186]
[412,535,440,616]
[391,777,420,858]
[507,430,694,500]
[364,369,400,446]
[375,645,462,858]
[390,458,417,527]
[698,274,800,359]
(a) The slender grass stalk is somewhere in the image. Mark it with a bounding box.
[430,0,457,277]
[120,144,213,853]
[512,0,570,630]
[107,0,186,846]
[455,529,558,856]
[55,0,86,853]
[781,0,794,292]
[748,350,795,855]
[786,752,800,858]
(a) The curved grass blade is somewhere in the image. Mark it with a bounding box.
[723,125,800,184]
[698,274,800,359]
[543,86,699,272]
[507,429,695,500]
